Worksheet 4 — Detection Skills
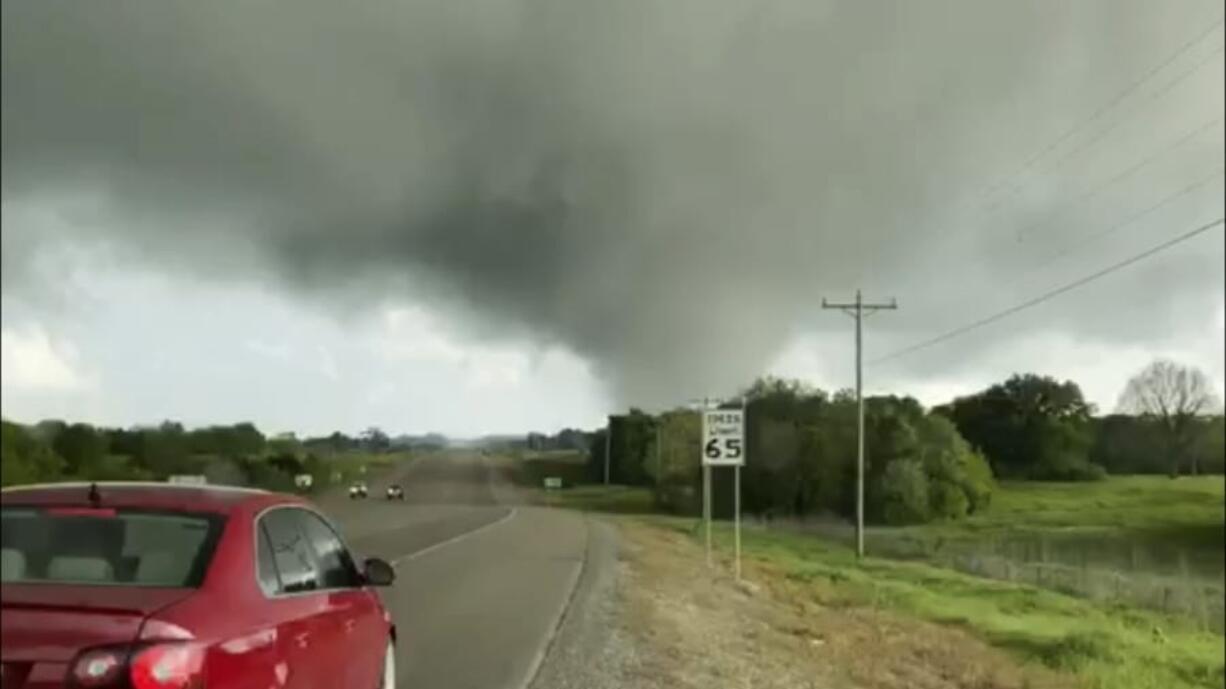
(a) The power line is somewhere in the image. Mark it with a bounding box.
[1010,166,1223,283]
[869,217,1225,366]
[973,16,1224,209]
[989,44,1225,212]
[933,161,1222,330]
[1013,117,1222,243]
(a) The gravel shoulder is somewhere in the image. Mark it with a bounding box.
[533,516,1073,689]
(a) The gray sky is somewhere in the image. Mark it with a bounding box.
[2,0,1223,437]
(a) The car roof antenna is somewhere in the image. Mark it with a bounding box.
[87,482,102,507]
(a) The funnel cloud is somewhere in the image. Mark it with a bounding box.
[3,0,1223,413]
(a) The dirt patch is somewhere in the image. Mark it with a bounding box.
[614,519,1075,689]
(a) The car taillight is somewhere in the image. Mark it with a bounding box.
[129,643,206,689]
[68,648,125,687]
[68,643,206,689]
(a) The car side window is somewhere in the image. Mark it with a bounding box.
[255,523,281,596]
[260,508,319,594]
[295,510,361,589]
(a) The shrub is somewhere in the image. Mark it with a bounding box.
[960,448,996,512]
[1,421,65,487]
[919,414,996,517]
[76,455,154,481]
[878,459,930,525]
[928,479,970,520]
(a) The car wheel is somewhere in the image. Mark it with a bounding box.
[380,639,396,689]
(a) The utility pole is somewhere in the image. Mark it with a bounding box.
[654,421,662,486]
[603,416,612,485]
[701,398,712,568]
[822,289,897,560]
[734,395,745,581]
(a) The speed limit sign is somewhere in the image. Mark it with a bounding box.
[702,409,744,466]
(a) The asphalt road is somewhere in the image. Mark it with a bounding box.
[317,452,590,689]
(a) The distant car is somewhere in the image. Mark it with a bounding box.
[1,481,397,689]
[349,482,368,499]
[385,484,405,501]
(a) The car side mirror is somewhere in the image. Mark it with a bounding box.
[362,557,395,587]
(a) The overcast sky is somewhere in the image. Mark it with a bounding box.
[2,0,1223,437]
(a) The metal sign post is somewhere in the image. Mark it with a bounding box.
[703,463,712,567]
[735,397,745,580]
[733,462,742,580]
[701,402,745,580]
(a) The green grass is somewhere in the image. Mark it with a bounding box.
[868,476,1225,581]
[543,476,1225,640]
[663,517,1225,689]
[950,476,1225,541]
[544,477,1225,687]
[536,485,656,514]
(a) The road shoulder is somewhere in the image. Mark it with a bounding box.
[535,516,1074,689]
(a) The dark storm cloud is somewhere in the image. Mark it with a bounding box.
[3,0,1223,404]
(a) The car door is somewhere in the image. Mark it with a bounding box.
[259,507,332,689]
[295,509,386,689]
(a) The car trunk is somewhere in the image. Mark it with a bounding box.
[1,584,193,688]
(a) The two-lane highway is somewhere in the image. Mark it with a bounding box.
[318,452,591,689]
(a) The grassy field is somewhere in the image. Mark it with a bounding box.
[536,484,656,513]
[757,476,1226,627]
[526,477,1225,689]
[690,518,1225,689]
[928,476,1225,544]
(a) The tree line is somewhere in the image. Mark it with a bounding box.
[0,421,400,490]
[579,359,1223,526]
[587,379,995,526]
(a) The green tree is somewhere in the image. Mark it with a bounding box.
[1195,416,1225,474]
[742,377,832,517]
[361,427,390,452]
[878,459,929,525]
[1090,415,1167,474]
[916,414,994,516]
[31,419,67,444]
[860,398,995,523]
[941,373,1098,480]
[189,422,266,457]
[606,410,656,486]
[268,432,303,456]
[1,421,66,486]
[137,422,193,477]
[51,423,108,477]
[303,431,356,454]
[585,428,609,485]
[652,410,702,514]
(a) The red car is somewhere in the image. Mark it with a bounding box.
[0,482,397,689]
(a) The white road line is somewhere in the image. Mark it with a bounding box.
[391,508,518,567]
[515,515,590,689]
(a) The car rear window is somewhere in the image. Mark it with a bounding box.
[0,507,225,587]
